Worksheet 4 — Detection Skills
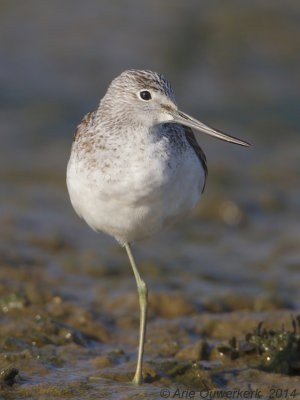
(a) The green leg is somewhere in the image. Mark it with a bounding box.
[125,243,148,385]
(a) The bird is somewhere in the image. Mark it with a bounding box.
[66,69,249,385]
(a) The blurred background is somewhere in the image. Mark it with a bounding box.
[0,0,300,394]
[2,0,299,299]
[1,0,300,308]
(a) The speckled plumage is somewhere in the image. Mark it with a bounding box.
[67,69,207,244]
[66,69,249,385]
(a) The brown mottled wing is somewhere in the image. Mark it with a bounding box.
[73,110,97,142]
[184,126,207,192]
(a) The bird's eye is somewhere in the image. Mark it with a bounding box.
[139,90,152,101]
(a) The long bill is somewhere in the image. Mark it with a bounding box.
[170,110,250,147]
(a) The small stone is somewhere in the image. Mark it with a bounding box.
[0,366,19,386]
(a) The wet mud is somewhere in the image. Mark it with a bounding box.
[1,183,300,399]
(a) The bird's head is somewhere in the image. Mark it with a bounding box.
[100,69,250,147]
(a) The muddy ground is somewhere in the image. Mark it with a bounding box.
[1,133,300,399]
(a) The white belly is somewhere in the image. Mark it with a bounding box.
[67,133,205,245]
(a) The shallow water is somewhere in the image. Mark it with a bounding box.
[1,1,300,399]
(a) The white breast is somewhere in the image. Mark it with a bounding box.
[67,125,205,245]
